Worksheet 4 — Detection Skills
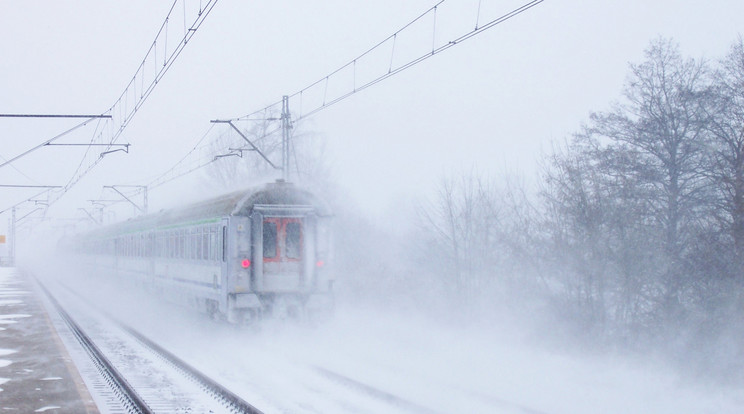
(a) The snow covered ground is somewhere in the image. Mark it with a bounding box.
[0,267,98,413]
[29,265,743,414]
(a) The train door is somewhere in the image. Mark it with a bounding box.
[262,217,303,291]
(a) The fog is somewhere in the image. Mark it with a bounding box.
[25,233,742,413]
[3,1,744,412]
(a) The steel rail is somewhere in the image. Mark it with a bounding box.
[58,283,264,414]
[121,324,265,414]
[37,282,153,414]
[313,366,550,414]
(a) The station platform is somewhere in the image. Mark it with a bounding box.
[0,267,99,413]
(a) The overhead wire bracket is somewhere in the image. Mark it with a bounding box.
[210,120,279,169]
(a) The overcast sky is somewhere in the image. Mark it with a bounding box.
[2,0,744,235]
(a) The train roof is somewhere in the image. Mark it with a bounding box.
[81,181,330,238]
[179,180,330,219]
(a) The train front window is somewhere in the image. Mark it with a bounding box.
[263,220,277,259]
[285,221,302,259]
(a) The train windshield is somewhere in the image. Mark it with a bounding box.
[263,218,302,261]
[285,222,302,259]
[263,220,277,258]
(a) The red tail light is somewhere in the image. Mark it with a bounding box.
[241,259,251,268]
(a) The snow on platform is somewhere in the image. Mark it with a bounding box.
[0,267,98,413]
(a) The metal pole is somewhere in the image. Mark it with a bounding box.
[0,114,111,119]
[143,186,148,214]
[10,207,15,266]
[281,95,290,181]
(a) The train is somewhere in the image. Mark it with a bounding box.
[67,180,334,323]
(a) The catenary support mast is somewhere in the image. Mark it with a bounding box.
[281,95,290,181]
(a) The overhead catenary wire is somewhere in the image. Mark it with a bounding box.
[10,0,546,226]
[0,114,112,119]
[0,152,42,185]
[142,0,547,197]
[145,123,218,189]
[229,0,545,123]
[45,0,220,207]
[0,189,54,216]
[293,0,546,122]
[1,1,219,223]
[62,0,219,187]
[145,122,286,191]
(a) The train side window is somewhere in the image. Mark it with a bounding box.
[187,230,193,260]
[194,229,199,260]
[196,228,203,260]
[199,228,205,260]
[171,231,176,259]
[285,221,302,259]
[200,230,208,261]
[190,229,197,260]
[210,227,216,261]
[189,230,193,259]
[263,220,278,259]
[221,226,227,262]
[167,232,172,258]
[209,228,216,261]
[178,230,184,259]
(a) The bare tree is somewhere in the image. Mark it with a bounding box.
[415,171,523,309]
[586,38,713,323]
[709,37,744,267]
[541,138,618,336]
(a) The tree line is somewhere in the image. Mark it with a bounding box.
[413,37,744,380]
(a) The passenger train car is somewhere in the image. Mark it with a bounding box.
[70,180,333,323]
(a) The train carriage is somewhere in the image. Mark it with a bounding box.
[71,180,333,323]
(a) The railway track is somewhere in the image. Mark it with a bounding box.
[37,280,264,414]
[311,366,443,414]
[37,274,547,414]
[311,365,548,414]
